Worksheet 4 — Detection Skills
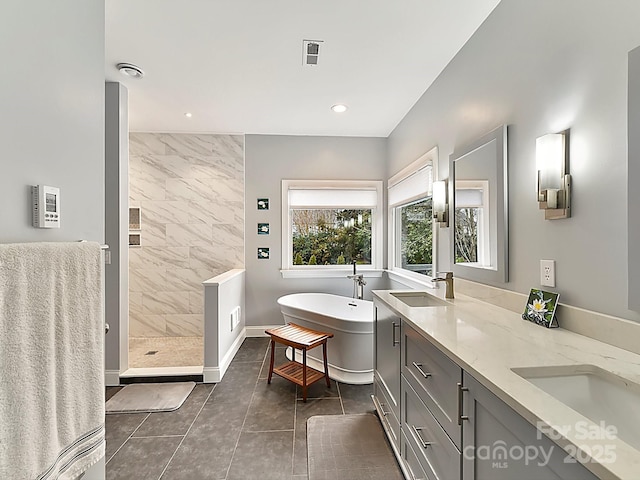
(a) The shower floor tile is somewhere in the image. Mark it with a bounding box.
[129,336,203,368]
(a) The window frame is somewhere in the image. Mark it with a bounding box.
[281,179,384,277]
[387,146,439,285]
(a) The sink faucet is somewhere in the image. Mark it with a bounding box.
[347,261,367,300]
[433,271,454,299]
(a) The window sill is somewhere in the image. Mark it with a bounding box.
[386,269,438,290]
[280,269,384,279]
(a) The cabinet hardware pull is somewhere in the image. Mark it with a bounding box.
[392,322,400,346]
[457,382,469,425]
[372,395,388,417]
[412,362,431,378]
[411,426,432,449]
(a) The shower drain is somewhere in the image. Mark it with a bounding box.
[145,350,159,356]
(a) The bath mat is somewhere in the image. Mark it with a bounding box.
[105,381,195,414]
[307,413,403,480]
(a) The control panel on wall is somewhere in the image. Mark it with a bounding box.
[32,185,60,228]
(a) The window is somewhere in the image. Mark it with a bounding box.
[388,147,437,281]
[281,180,383,274]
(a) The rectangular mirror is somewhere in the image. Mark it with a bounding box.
[450,125,508,283]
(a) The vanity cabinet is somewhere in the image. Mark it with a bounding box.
[373,298,402,449]
[461,372,599,480]
[402,322,462,448]
[372,294,603,480]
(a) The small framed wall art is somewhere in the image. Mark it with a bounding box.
[522,288,559,328]
[258,247,270,259]
[257,198,269,210]
[258,223,270,235]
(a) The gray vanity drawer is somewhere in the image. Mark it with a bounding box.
[402,322,462,448]
[401,430,431,480]
[373,376,400,448]
[402,376,461,480]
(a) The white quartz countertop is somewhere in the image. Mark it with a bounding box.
[372,289,640,480]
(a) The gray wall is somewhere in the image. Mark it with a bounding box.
[0,0,105,243]
[1,1,105,477]
[388,0,640,321]
[105,83,129,377]
[245,135,387,327]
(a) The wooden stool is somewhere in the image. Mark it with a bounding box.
[265,323,334,402]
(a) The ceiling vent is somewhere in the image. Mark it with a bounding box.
[117,62,144,79]
[303,40,323,66]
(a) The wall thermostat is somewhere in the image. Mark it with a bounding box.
[32,185,61,228]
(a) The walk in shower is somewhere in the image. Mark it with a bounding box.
[127,132,245,372]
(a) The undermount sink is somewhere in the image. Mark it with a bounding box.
[389,291,448,307]
[512,364,640,450]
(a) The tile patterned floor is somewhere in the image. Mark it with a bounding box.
[106,337,380,480]
[128,336,203,368]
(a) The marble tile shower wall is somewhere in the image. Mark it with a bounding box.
[128,133,244,338]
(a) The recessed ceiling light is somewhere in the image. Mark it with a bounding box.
[116,63,144,79]
[331,104,348,113]
[184,112,193,118]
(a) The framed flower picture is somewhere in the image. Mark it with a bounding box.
[522,289,559,328]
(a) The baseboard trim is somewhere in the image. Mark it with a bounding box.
[246,325,282,337]
[105,370,120,387]
[202,367,221,383]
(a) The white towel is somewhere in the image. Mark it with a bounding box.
[0,242,105,480]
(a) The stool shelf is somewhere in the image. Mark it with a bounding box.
[272,360,325,387]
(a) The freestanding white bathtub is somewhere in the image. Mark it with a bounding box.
[277,293,374,384]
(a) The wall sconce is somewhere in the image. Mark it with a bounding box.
[432,180,449,227]
[536,131,571,219]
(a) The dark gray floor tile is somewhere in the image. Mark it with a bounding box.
[226,430,294,480]
[295,398,344,429]
[134,383,213,437]
[338,382,375,414]
[161,400,248,479]
[296,379,338,400]
[106,436,182,480]
[106,386,123,401]
[207,361,262,405]
[292,398,343,475]
[189,398,249,438]
[105,412,149,462]
[243,376,296,431]
[259,345,290,379]
[232,337,269,363]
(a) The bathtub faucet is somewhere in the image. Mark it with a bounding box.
[347,262,367,300]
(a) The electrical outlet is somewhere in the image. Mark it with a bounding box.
[540,260,555,287]
[230,306,241,331]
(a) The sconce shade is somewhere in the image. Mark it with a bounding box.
[433,181,446,212]
[536,131,570,219]
[432,180,449,226]
[536,133,564,190]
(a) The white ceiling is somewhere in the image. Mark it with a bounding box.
[106,0,501,137]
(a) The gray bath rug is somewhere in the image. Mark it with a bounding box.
[307,413,403,480]
[105,381,195,414]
